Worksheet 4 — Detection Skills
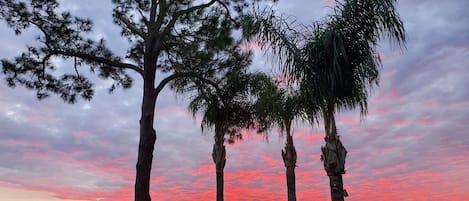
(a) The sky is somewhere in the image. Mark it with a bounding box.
[0,0,468,201]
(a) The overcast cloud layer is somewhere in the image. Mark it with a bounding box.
[1,0,468,201]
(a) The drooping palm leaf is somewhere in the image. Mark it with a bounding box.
[240,8,305,78]
[300,0,406,115]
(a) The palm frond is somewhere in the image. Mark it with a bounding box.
[298,0,406,116]
[240,8,304,80]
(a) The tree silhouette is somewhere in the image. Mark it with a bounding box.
[181,50,264,201]
[254,79,305,201]
[300,1,405,200]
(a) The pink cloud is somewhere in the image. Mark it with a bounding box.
[389,90,401,99]
[368,108,390,116]
[345,170,462,201]
[339,117,359,125]
[372,90,401,103]
[0,139,48,148]
[239,41,260,52]
[190,163,215,176]
[294,129,324,145]
[393,120,410,126]
[261,154,282,167]
[23,149,81,159]
[418,115,434,126]
[3,143,469,201]
[322,0,335,7]
[372,163,408,175]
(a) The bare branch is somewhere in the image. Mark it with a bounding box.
[216,0,238,26]
[154,0,166,31]
[28,19,53,49]
[115,14,146,38]
[148,0,167,53]
[41,53,53,79]
[178,0,217,16]
[164,0,217,33]
[151,0,218,52]
[50,50,144,77]
[137,8,149,28]
[150,0,159,23]
[74,56,80,78]
[155,72,220,98]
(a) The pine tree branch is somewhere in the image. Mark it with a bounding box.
[149,0,218,52]
[177,0,218,16]
[154,72,220,98]
[22,13,143,76]
[115,14,146,38]
[165,0,217,33]
[50,50,144,76]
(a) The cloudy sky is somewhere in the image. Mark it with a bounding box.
[1,0,468,201]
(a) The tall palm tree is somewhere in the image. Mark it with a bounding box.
[300,1,405,200]
[254,79,305,201]
[182,50,261,201]
[242,1,405,200]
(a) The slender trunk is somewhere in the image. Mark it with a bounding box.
[286,166,296,201]
[135,53,157,201]
[321,105,347,201]
[282,124,297,201]
[216,168,224,201]
[213,124,226,201]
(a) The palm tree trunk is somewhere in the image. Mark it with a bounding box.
[321,106,347,201]
[135,54,158,201]
[282,124,297,201]
[216,168,224,201]
[286,166,296,201]
[213,125,226,201]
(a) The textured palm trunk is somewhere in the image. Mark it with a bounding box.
[135,54,157,201]
[213,125,226,201]
[321,105,347,201]
[282,125,297,201]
